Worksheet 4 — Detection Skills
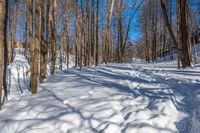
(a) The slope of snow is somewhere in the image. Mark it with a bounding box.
[194,44,200,63]
[46,52,75,76]
[153,43,200,64]
[6,49,31,101]
[5,48,75,101]
[1,60,200,133]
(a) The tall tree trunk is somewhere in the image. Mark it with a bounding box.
[118,17,123,63]
[44,0,50,79]
[91,0,95,65]
[0,0,5,109]
[65,0,70,69]
[3,0,8,101]
[104,0,115,64]
[178,0,191,68]
[144,16,150,62]
[162,25,166,61]
[23,0,28,58]
[50,0,57,75]
[176,0,181,69]
[31,0,40,94]
[74,0,79,67]
[28,0,33,65]
[80,0,85,68]
[86,0,90,66]
[169,0,174,60]
[40,1,46,82]
[151,1,157,62]
[29,0,33,85]
[95,0,99,66]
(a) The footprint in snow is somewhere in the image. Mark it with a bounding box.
[178,81,182,84]
[79,95,89,99]
[63,99,69,104]
[88,90,94,95]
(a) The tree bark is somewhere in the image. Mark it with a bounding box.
[65,0,70,69]
[40,1,46,82]
[178,0,191,67]
[104,0,115,64]
[74,0,79,67]
[0,0,5,109]
[50,0,57,75]
[44,0,50,78]
[95,0,99,66]
[3,0,8,101]
[31,0,40,94]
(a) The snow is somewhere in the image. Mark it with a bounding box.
[0,49,200,133]
[5,48,75,101]
[6,49,31,100]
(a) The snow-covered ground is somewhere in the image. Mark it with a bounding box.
[154,43,200,65]
[1,47,200,133]
[6,49,31,101]
[130,61,200,133]
[4,49,75,101]
[1,50,200,132]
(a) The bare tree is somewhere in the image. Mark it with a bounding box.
[0,0,5,109]
[30,0,40,94]
[178,0,191,67]
[50,0,57,75]
[160,0,191,68]
[104,0,115,64]
[74,0,79,67]
[0,0,8,109]
[95,0,99,66]
[65,0,70,69]
[40,0,46,82]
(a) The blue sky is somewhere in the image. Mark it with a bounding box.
[15,0,143,43]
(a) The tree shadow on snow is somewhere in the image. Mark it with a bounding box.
[2,64,200,133]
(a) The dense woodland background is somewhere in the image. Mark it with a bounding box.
[0,0,200,109]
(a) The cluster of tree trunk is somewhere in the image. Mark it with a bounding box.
[138,0,199,68]
[2,0,198,109]
[0,0,8,109]
[0,0,141,109]
[160,0,191,68]
[138,0,175,63]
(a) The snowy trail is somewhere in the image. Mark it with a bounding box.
[0,62,200,133]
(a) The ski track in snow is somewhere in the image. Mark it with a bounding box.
[0,53,200,132]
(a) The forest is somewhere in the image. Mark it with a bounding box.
[0,0,200,133]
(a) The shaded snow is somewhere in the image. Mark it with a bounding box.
[0,49,200,133]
